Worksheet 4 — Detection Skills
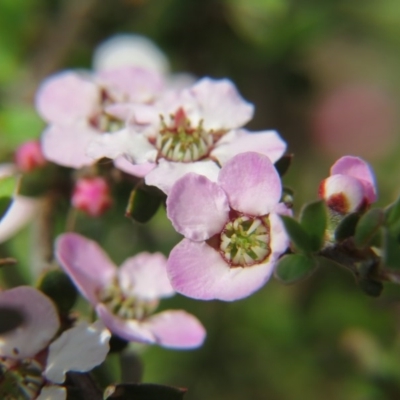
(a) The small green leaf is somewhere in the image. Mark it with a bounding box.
[383,228,400,269]
[354,208,385,248]
[125,187,161,223]
[334,212,360,241]
[280,216,315,253]
[0,174,17,220]
[300,200,327,251]
[274,254,318,284]
[104,383,187,400]
[385,196,400,227]
[275,154,292,176]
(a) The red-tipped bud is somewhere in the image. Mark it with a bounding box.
[15,140,46,172]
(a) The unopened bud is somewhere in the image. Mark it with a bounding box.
[15,140,46,172]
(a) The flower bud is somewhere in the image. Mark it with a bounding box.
[71,177,112,217]
[14,140,46,172]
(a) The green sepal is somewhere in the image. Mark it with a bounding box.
[280,216,314,253]
[299,200,327,251]
[275,154,293,177]
[38,269,78,314]
[274,254,318,284]
[125,187,161,223]
[104,383,187,400]
[354,208,384,248]
[334,212,360,241]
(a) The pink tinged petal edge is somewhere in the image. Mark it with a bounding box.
[167,173,230,241]
[218,152,282,216]
[330,155,377,203]
[44,320,110,384]
[145,159,220,195]
[118,252,174,300]
[37,386,66,400]
[41,123,99,168]
[55,233,116,304]
[269,212,290,257]
[144,310,206,349]
[35,71,100,124]
[114,157,155,177]
[167,239,272,301]
[211,129,287,165]
[190,78,254,130]
[96,304,156,343]
[0,287,59,359]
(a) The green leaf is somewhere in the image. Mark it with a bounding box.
[383,228,400,269]
[0,174,17,220]
[274,254,318,284]
[385,196,400,227]
[354,208,385,248]
[299,200,327,251]
[125,187,162,223]
[104,383,187,400]
[280,216,315,253]
[334,212,360,241]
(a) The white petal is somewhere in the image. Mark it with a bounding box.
[45,320,110,384]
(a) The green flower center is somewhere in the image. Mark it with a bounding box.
[155,108,223,162]
[220,216,271,267]
[0,358,44,400]
[98,281,157,321]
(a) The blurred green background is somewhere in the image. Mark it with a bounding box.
[2,0,400,399]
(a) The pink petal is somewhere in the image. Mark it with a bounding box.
[96,304,156,343]
[118,252,174,300]
[35,71,100,124]
[190,78,254,130]
[167,239,273,301]
[218,152,282,216]
[114,157,155,177]
[0,287,59,359]
[41,123,98,168]
[55,233,116,304]
[269,212,290,256]
[330,156,377,203]
[211,129,287,165]
[145,159,220,195]
[167,173,229,241]
[144,310,206,349]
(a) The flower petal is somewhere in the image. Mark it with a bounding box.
[55,233,116,304]
[118,252,174,300]
[330,156,377,203]
[211,129,287,165]
[37,386,66,400]
[144,310,206,349]
[35,71,100,124]
[218,152,282,215]
[41,123,98,168]
[44,320,110,384]
[167,173,229,241]
[114,157,155,177]
[96,304,156,343]
[167,239,272,301]
[145,159,220,195]
[190,78,254,130]
[0,287,59,359]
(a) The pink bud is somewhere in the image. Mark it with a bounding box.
[71,177,112,217]
[14,140,46,172]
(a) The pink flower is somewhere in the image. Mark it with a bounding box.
[55,233,206,349]
[14,140,47,172]
[0,286,110,400]
[319,156,377,214]
[88,77,286,193]
[71,177,113,217]
[166,152,290,301]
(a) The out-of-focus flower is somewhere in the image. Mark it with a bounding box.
[0,286,110,400]
[71,177,113,217]
[14,140,47,172]
[88,77,286,193]
[55,233,206,349]
[166,152,290,301]
[319,155,377,214]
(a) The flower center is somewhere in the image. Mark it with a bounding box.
[155,108,222,162]
[220,215,271,267]
[0,357,44,399]
[98,281,158,321]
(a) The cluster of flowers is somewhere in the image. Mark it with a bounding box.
[0,34,378,398]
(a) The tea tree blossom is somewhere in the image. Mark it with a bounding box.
[0,286,110,400]
[166,152,290,301]
[88,77,287,193]
[14,140,46,173]
[319,156,377,214]
[55,233,206,349]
